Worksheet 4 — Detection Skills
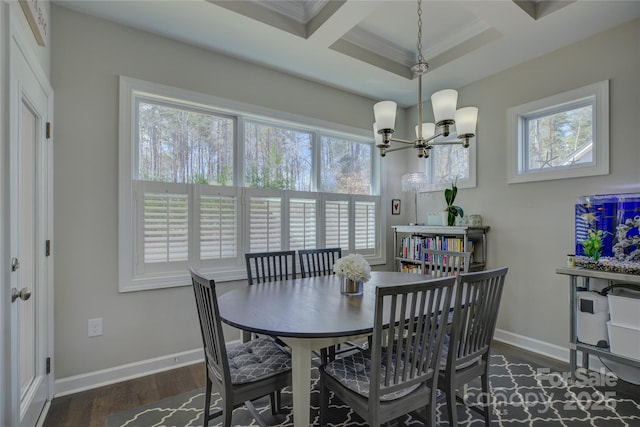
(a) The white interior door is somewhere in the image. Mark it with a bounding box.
[8,22,54,427]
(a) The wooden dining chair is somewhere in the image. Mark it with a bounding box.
[438,267,508,427]
[244,251,296,344]
[319,276,456,427]
[189,268,292,427]
[245,250,296,285]
[422,249,471,277]
[297,247,361,362]
[298,247,342,278]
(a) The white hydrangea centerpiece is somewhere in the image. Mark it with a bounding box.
[333,253,371,283]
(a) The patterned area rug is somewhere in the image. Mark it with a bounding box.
[106,353,640,426]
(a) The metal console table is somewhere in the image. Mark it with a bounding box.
[556,266,640,382]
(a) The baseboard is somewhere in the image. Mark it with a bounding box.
[494,328,614,373]
[53,332,622,398]
[53,348,204,397]
[494,328,570,362]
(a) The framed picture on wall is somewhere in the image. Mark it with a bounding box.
[392,199,401,215]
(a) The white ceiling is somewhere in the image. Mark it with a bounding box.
[55,0,640,106]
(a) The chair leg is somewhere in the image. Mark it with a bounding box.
[319,373,328,426]
[203,377,212,427]
[444,376,458,427]
[270,390,281,415]
[222,398,234,427]
[425,383,438,427]
[481,372,492,426]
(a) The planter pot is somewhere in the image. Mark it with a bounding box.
[341,278,363,296]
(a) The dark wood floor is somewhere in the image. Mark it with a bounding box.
[42,342,637,427]
[43,363,205,427]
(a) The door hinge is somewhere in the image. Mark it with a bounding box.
[46,357,51,374]
[45,240,51,257]
[46,122,51,139]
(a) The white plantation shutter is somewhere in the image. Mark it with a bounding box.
[325,200,349,249]
[290,198,317,250]
[120,78,383,291]
[143,192,189,263]
[355,200,376,250]
[249,196,282,252]
[200,195,237,259]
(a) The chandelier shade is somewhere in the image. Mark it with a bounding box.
[372,0,478,159]
[431,89,458,124]
[455,107,479,141]
[415,122,435,140]
[373,101,397,130]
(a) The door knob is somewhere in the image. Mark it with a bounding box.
[11,287,31,303]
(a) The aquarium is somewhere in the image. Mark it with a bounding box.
[575,193,640,274]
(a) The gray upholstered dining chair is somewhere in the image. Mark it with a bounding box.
[243,250,297,343]
[319,276,456,426]
[422,249,471,277]
[438,267,508,427]
[298,247,342,278]
[190,268,292,427]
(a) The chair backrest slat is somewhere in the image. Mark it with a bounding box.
[298,247,342,278]
[245,251,296,285]
[423,249,471,277]
[369,277,455,402]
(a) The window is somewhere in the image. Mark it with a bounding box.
[119,77,384,291]
[245,121,312,191]
[507,80,609,183]
[422,136,477,192]
[137,98,234,185]
[320,136,372,195]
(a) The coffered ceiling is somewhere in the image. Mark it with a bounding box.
[55,0,640,106]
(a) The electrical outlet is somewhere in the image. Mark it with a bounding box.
[88,318,103,337]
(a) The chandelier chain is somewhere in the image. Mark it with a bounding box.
[416,0,424,64]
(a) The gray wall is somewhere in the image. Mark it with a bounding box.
[51,3,640,380]
[416,19,640,350]
[50,5,406,379]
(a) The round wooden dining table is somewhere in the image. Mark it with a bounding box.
[218,271,439,427]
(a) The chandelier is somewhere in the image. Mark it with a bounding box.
[373,0,478,158]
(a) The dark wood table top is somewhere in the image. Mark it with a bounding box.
[218,271,441,338]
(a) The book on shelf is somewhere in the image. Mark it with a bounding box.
[400,261,422,274]
[399,235,474,261]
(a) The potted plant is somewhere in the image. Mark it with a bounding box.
[444,181,464,226]
[333,253,371,295]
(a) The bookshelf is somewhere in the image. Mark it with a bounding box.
[392,225,490,273]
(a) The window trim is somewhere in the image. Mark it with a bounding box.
[119,76,385,292]
[506,80,609,184]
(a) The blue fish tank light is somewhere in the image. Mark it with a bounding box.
[575,193,640,274]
